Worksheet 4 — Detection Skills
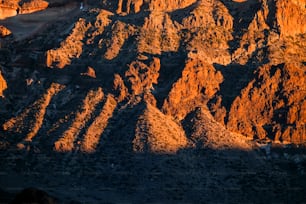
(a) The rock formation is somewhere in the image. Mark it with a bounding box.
[0,25,12,37]
[0,1,306,203]
[134,103,188,153]
[0,0,305,151]
[0,1,18,19]
[19,0,49,14]
[0,71,7,97]
[227,63,306,143]
[0,0,49,19]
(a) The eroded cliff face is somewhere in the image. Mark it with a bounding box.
[162,59,223,120]
[276,0,306,37]
[0,0,305,156]
[227,63,306,143]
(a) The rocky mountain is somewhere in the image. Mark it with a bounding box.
[0,0,305,203]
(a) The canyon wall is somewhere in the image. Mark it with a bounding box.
[0,0,305,155]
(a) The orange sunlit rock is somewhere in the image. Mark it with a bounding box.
[0,25,12,37]
[0,1,306,203]
[0,0,305,154]
[54,88,104,152]
[133,103,188,153]
[19,0,49,14]
[0,71,7,97]
[46,18,90,68]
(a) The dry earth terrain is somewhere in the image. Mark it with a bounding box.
[0,0,305,203]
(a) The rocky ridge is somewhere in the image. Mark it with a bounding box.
[0,0,306,203]
[0,0,305,151]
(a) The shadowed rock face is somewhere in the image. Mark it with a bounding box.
[0,0,306,200]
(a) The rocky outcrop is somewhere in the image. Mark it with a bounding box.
[19,0,49,14]
[0,25,12,37]
[162,58,223,120]
[138,12,181,55]
[183,0,233,65]
[0,2,306,203]
[125,57,160,96]
[116,0,144,14]
[230,0,306,65]
[184,106,250,150]
[230,0,270,64]
[0,1,18,19]
[1,0,306,154]
[0,71,7,97]
[134,103,187,153]
[109,0,197,14]
[3,83,64,144]
[148,0,197,12]
[113,74,129,102]
[46,18,91,68]
[276,0,306,37]
[81,94,117,153]
[54,87,104,152]
[137,0,233,64]
[227,63,306,143]
[104,21,136,60]
[0,0,49,19]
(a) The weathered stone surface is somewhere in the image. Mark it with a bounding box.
[0,0,305,152]
[134,103,188,153]
[19,0,49,14]
[0,1,306,203]
[227,63,306,143]
[0,71,7,97]
[162,58,223,120]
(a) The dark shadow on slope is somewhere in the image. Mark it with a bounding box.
[0,145,306,203]
[219,0,261,54]
[181,109,204,149]
[247,29,270,65]
[32,86,108,150]
[212,63,255,123]
[96,102,146,155]
[266,0,277,30]
[0,67,31,122]
[117,10,150,26]
[75,13,139,92]
[169,0,201,24]
[153,50,187,109]
[46,0,78,8]
[181,110,196,139]
[97,35,139,91]
[9,187,57,204]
